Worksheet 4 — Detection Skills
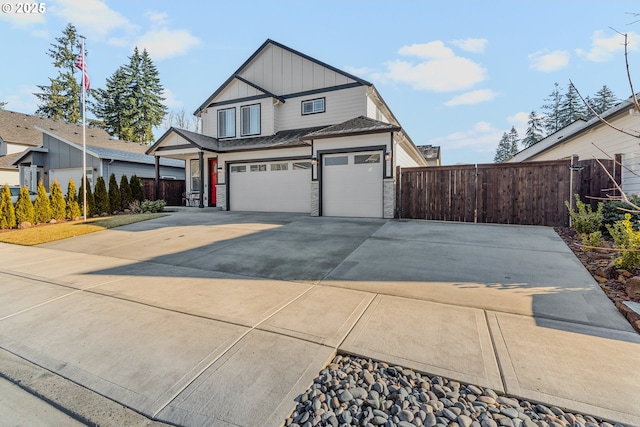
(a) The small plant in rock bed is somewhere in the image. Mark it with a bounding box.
[566,194,603,235]
[607,213,640,269]
[141,199,165,213]
[602,196,640,233]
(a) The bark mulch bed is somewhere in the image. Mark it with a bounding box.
[555,227,640,333]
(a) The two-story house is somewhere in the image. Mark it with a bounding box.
[147,39,426,218]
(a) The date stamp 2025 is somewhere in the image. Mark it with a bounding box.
[1,3,46,13]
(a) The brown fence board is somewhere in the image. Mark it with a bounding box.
[141,178,185,206]
[398,158,618,227]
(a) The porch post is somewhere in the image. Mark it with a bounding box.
[154,155,160,201]
[198,151,204,208]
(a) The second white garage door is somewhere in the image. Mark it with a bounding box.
[229,160,311,212]
[322,151,383,218]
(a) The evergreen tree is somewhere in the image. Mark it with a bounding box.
[92,47,167,143]
[494,132,513,163]
[0,101,7,109]
[508,126,520,155]
[50,179,66,220]
[0,184,16,229]
[541,82,563,135]
[119,174,132,210]
[130,174,144,202]
[34,23,84,123]
[522,110,544,148]
[15,187,35,224]
[65,178,81,220]
[558,83,587,128]
[78,177,94,217]
[591,85,618,115]
[108,173,121,213]
[94,176,109,214]
[34,180,52,223]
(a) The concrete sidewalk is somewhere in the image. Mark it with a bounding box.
[0,211,638,426]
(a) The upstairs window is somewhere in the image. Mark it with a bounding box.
[302,98,325,115]
[217,108,236,138]
[241,104,261,136]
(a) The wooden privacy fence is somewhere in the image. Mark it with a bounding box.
[396,158,620,227]
[141,178,185,206]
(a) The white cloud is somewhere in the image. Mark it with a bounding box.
[444,89,497,106]
[343,66,376,78]
[427,121,502,153]
[451,38,488,54]
[49,0,134,40]
[134,28,201,61]
[575,30,640,62]
[528,49,570,72]
[1,85,39,114]
[162,88,183,109]
[507,112,530,130]
[0,1,47,36]
[398,41,455,59]
[146,11,169,26]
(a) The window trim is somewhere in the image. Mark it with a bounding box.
[190,159,201,192]
[240,103,261,136]
[301,97,326,115]
[217,107,236,139]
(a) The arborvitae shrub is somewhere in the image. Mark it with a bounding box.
[78,177,94,217]
[0,184,16,229]
[108,173,121,213]
[130,174,144,203]
[94,176,109,215]
[15,186,35,224]
[34,180,52,224]
[120,175,132,210]
[65,178,81,220]
[49,179,66,220]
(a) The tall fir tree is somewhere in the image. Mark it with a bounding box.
[108,173,121,213]
[34,23,84,123]
[508,126,520,155]
[494,132,512,163]
[92,47,166,143]
[522,110,544,148]
[119,174,132,210]
[94,176,109,215]
[591,85,618,115]
[0,184,16,229]
[558,83,587,128]
[49,179,67,221]
[541,82,563,135]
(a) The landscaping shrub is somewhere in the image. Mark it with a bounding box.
[0,184,16,229]
[78,177,95,217]
[50,179,66,221]
[108,173,121,213]
[602,196,640,232]
[34,180,52,224]
[120,175,132,210]
[65,178,81,220]
[15,186,35,224]
[130,174,144,203]
[141,199,166,213]
[128,200,141,214]
[566,194,603,235]
[94,176,109,215]
[607,213,640,269]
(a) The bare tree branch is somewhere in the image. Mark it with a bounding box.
[590,142,640,179]
[594,157,640,211]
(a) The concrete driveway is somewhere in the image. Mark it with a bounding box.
[0,211,638,426]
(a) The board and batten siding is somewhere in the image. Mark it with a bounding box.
[202,98,275,138]
[529,111,640,194]
[276,85,367,132]
[239,43,357,95]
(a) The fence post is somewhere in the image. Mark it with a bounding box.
[395,165,402,218]
[568,154,580,227]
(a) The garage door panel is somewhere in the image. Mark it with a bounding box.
[322,151,383,218]
[229,161,311,213]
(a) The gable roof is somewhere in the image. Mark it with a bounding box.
[0,109,74,147]
[417,145,441,160]
[194,39,372,115]
[304,116,400,139]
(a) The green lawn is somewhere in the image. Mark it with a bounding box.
[0,213,166,246]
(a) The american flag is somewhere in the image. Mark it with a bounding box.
[75,53,90,92]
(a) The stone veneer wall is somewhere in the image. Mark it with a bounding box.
[383,179,395,219]
[216,184,226,210]
[310,181,319,216]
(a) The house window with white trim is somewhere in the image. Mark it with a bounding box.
[190,159,201,191]
[241,104,260,136]
[217,108,235,138]
[302,98,325,115]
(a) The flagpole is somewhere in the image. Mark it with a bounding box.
[80,35,87,222]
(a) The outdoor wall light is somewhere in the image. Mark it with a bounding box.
[385,152,391,161]
[217,166,223,172]
[311,156,318,166]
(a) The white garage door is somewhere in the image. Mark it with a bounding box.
[49,168,92,191]
[229,160,311,212]
[322,151,383,218]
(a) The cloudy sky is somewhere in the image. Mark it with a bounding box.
[1,0,638,164]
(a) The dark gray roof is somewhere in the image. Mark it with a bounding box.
[304,116,400,139]
[88,146,184,167]
[417,145,440,160]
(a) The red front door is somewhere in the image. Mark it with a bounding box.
[209,158,217,206]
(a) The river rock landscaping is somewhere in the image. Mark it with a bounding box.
[284,355,625,427]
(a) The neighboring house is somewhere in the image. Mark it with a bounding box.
[147,39,426,218]
[6,113,184,192]
[0,109,51,185]
[417,145,441,166]
[508,95,640,193]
